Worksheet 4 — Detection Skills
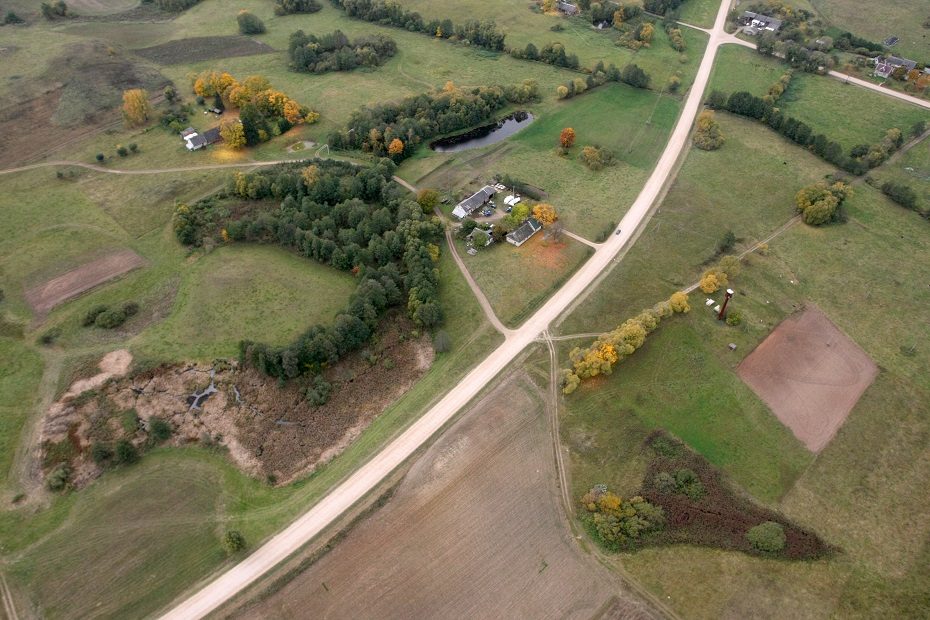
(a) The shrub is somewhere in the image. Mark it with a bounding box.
[95,153,105,162]
[82,305,109,327]
[880,181,918,211]
[579,145,615,171]
[129,143,138,153]
[195,95,205,105]
[39,327,61,346]
[91,442,113,465]
[305,375,332,406]
[237,10,265,35]
[95,308,127,329]
[274,0,321,15]
[4,11,25,24]
[114,439,138,465]
[726,311,742,326]
[747,521,786,552]
[46,464,71,492]
[717,230,736,255]
[121,409,140,433]
[223,530,246,553]
[116,145,129,157]
[433,329,451,353]
[149,418,172,443]
[122,301,140,317]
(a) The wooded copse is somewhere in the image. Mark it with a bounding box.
[561,292,691,394]
[328,80,539,161]
[332,0,506,52]
[173,159,445,380]
[288,29,397,73]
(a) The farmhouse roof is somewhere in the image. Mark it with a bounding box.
[202,127,222,144]
[506,217,542,247]
[886,55,917,70]
[739,11,782,32]
[180,127,198,138]
[557,1,579,15]
[452,185,496,219]
[187,133,207,149]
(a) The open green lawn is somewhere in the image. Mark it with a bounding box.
[403,83,682,241]
[557,102,930,616]
[133,244,357,360]
[810,0,930,61]
[677,0,720,29]
[0,338,43,484]
[870,133,930,213]
[459,233,592,327]
[710,45,930,151]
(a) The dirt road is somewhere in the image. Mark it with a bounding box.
[158,1,737,617]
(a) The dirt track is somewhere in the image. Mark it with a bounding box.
[737,307,878,452]
[23,249,146,316]
[239,374,655,620]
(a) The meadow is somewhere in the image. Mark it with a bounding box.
[709,45,930,151]
[869,133,930,213]
[555,103,930,617]
[810,0,930,60]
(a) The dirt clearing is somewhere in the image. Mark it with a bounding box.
[134,36,275,65]
[24,249,146,316]
[238,374,657,619]
[737,307,878,452]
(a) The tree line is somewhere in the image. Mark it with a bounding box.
[174,159,446,380]
[707,89,908,175]
[275,0,321,14]
[288,29,397,73]
[331,0,506,52]
[328,80,539,161]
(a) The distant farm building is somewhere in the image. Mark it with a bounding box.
[181,126,222,151]
[506,217,542,247]
[557,1,579,15]
[874,55,917,78]
[739,11,783,35]
[452,185,496,219]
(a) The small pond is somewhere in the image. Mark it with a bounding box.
[429,111,534,153]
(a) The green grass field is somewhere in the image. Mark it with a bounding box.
[677,0,720,29]
[870,133,930,213]
[0,338,43,485]
[459,233,592,327]
[810,0,930,60]
[709,45,930,151]
[557,103,930,617]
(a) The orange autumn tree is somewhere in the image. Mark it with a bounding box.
[388,138,405,157]
[532,203,558,225]
[560,127,576,149]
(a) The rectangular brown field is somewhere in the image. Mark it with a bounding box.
[24,249,146,316]
[237,374,656,619]
[737,307,878,453]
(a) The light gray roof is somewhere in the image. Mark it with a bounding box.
[452,185,496,218]
[506,217,542,246]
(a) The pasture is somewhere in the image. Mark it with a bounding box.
[870,132,930,213]
[810,0,930,60]
[557,98,930,617]
[710,45,930,151]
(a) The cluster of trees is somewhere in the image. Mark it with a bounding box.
[643,0,687,14]
[579,144,615,170]
[699,255,741,294]
[879,181,919,212]
[82,302,139,329]
[612,10,656,51]
[795,181,852,226]
[833,31,883,53]
[192,71,319,148]
[237,10,265,34]
[175,159,446,380]
[510,41,580,69]
[333,0,506,51]
[666,25,685,52]
[288,29,397,73]
[561,292,690,394]
[654,468,705,500]
[329,80,538,161]
[757,36,834,75]
[719,90,887,175]
[556,61,650,100]
[275,0,321,14]
[764,69,793,104]
[580,487,665,550]
[692,109,725,151]
[40,0,68,19]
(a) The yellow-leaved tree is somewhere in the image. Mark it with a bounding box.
[388,138,405,157]
[122,89,151,127]
[220,120,246,149]
[533,203,558,225]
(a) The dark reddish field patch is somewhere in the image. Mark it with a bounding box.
[639,432,833,560]
[134,36,275,65]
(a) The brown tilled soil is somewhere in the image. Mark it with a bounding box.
[134,36,276,65]
[24,249,146,316]
[39,318,434,487]
[238,374,658,620]
[737,307,878,453]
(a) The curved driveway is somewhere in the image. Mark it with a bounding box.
[158,1,736,617]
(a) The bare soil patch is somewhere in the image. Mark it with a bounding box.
[38,317,433,487]
[737,307,878,452]
[134,36,276,65]
[239,374,656,619]
[24,249,146,316]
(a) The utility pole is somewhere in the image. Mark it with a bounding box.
[717,288,734,320]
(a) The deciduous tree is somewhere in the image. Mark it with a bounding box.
[122,89,152,127]
[219,119,246,149]
[387,137,405,157]
[693,109,725,150]
[669,291,690,313]
[560,127,576,149]
[532,203,558,225]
